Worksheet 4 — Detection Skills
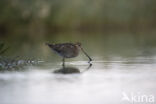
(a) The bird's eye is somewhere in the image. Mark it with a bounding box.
[76,42,81,46]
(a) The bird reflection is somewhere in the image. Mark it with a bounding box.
[54,66,80,74]
[53,63,92,74]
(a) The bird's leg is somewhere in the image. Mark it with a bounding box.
[62,57,65,67]
[80,47,92,63]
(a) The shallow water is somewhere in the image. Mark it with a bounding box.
[1,31,156,104]
[0,58,156,104]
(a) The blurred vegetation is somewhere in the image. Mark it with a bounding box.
[0,0,156,37]
[0,56,39,71]
[0,42,38,71]
[0,0,156,65]
[0,42,8,55]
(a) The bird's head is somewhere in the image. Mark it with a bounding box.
[75,42,81,47]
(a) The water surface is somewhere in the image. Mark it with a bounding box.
[0,31,156,104]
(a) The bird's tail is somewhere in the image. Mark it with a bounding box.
[45,43,50,45]
[45,43,54,48]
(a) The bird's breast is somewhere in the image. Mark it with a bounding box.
[63,47,80,58]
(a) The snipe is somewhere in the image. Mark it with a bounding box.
[46,42,92,66]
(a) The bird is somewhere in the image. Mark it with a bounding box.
[46,42,92,66]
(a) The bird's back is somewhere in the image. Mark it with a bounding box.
[46,43,80,58]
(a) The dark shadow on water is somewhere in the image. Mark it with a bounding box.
[53,63,92,74]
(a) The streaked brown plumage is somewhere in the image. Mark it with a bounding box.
[46,42,92,66]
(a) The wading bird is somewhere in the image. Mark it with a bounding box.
[46,42,92,66]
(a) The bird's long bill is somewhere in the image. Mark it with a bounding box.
[80,47,92,62]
